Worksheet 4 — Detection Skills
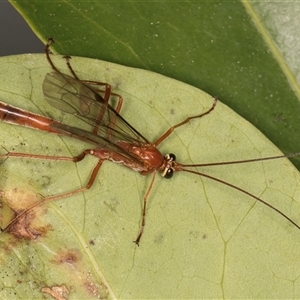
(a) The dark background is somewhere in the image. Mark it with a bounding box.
[0,1,43,56]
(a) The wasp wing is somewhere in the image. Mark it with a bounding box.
[43,72,150,165]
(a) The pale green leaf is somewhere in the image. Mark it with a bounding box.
[0,54,300,299]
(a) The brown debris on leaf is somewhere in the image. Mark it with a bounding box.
[41,284,69,300]
[0,188,51,239]
[6,210,51,240]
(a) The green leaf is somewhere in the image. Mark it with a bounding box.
[0,54,300,299]
[9,1,300,172]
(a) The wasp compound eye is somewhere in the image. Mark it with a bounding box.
[164,167,174,179]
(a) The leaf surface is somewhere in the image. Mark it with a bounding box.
[0,54,300,299]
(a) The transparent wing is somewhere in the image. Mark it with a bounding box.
[43,72,108,116]
[42,72,150,164]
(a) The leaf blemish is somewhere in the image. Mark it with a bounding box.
[41,284,69,300]
[52,248,82,265]
[0,188,50,240]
